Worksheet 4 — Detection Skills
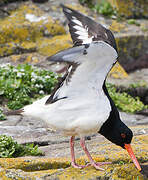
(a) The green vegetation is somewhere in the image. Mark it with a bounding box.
[0,63,58,111]
[107,83,147,113]
[127,19,140,26]
[128,81,147,88]
[93,1,115,17]
[79,0,94,8]
[0,64,147,121]
[79,0,116,17]
[0,135,43,158]
[0,108,6,121]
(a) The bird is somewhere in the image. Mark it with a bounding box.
[15,5,141,170]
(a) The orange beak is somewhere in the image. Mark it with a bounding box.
[124,144,141,171]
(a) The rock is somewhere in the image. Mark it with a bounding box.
[0,133,147,179]
[108,0,148,18]
[37,34,72,56]
[109,62,129,79]
[107,68,148,87]
[115,31,148,70]
[0,2,66,57]
[0,1,148,75]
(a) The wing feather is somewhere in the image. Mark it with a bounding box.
[61,4,117,52]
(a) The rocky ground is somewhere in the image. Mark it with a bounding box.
[0,0,148,179]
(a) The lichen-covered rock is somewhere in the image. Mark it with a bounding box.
[0,134,147,179]
[108,19,148,69]
[37,34,72,56]
[115,33,148,70]
[108,0,148,18]
[0,3,66,57]
[109,62,128,79]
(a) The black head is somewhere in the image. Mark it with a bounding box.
[99,114,142,170]
[99,82,133,148]
[99,83,141,171]
[99,112,133,149]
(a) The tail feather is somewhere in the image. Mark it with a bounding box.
[4,109,24,116]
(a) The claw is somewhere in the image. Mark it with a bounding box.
[70,136,111,170]
[92,162,112,170]
[71,162,91,169]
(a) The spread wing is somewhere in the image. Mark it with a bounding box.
[61,4,117,52]
[45,5,118,105]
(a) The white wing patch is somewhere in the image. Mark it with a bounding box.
[72,19,83,26]
[65,8,72,14]
[72,18,93,44]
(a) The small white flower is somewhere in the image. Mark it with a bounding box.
[31,78,36,82]
[17,72,22,77]
[35,84,40,88]
[39,90,44,95]
[13,69,18,73]
[40,84,43,88]
[45,75,50,79]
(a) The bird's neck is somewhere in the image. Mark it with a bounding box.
[67,58,113,90]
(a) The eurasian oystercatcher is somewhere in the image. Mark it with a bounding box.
[20,5,141,170]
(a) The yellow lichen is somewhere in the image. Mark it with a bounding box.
[0,133,147,179]
[11,55,21,63]
[110,20,125,32]
[109,62,128,79]
[108,0,134,17]
[0,43,15,57]
[0,3,66,57]
[0,4,65,44]
[108,0,148,17]
[37,34,72,56]
[65,4,88,14]
[45,20,66,36]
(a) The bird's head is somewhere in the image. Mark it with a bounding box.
[106,122,133,149]
[99,111,141,171]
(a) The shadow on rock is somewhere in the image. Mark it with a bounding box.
[141,164,148,179]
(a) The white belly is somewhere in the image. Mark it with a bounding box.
[23,90,111,137]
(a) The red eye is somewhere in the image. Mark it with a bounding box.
[121,133,126,138]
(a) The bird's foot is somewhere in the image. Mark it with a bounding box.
[71,162,91,169]
[91,161,112,170]
[71,161,111,170]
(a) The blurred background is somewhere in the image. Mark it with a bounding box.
[0,0,148,179]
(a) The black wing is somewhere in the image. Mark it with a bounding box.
[61,4,117,52]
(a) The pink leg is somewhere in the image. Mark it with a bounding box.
[80,137,111,170]
[70,136,90,169]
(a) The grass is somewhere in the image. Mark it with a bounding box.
[0,135,43,158]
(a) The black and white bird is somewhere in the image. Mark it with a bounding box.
[20,5,141,170]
